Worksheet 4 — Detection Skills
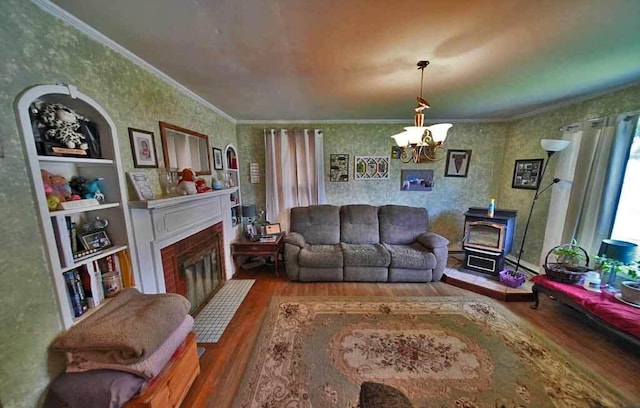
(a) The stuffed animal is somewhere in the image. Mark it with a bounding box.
[195,177,212,194]
[177,168,197,195]
[83,178,105,201]
[39,103,88,151]
[41,170,80,210]
[70,176,105,201]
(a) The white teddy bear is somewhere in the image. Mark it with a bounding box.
[40,103,88,151]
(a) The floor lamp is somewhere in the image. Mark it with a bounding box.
[514,139,571,273]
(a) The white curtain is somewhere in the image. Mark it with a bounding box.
[264,128,326,232]
[541,114,638,264]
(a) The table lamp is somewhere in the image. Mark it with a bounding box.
[241,204,257,239]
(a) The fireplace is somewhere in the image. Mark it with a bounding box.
[128,190,237,300]
[462,207,517,276]
[161,223,225,315]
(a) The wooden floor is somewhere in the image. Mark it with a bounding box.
[182,265,640,407]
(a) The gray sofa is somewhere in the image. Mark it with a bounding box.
[284,204,449,282]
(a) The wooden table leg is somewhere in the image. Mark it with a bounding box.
[531,284,540,309]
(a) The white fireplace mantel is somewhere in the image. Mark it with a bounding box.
[129,188,237,294]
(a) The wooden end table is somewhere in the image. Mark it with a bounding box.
[231,233,285,276]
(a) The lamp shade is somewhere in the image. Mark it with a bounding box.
[540,139,570,153]
[241,204,257,218]
[391,131,410,147]
[598,239,638,264]
[404,126,426,144]
[427,123,453,143]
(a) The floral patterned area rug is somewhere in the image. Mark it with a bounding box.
[232,296,630,408]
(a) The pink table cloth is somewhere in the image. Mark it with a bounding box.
[531,275,640,339]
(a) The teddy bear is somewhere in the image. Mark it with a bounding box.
[39,103,88,151]
[177,168,197,195]
[41,169,80,210]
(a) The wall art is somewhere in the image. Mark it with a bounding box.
[330,153,349,182]
[512,158,543,189]
[128,127,158,168]
[354,156,389,180]
[401,169,434,191]
[444,149,472,177]
[213,147,223,170]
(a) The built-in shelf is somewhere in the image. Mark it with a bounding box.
[38,155,114,165]
[49,202,120,217]
[60,244,128,273]
[16,83,136,329]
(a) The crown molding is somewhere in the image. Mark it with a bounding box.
[236,117,508,125]
[508,80,640,121]
[32,0,237,124]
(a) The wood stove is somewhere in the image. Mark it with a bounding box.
[462,207,517,276]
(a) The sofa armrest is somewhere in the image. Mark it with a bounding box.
[417,232,449,249]
[285,232,306,248]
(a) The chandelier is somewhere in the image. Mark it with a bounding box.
[391,61,452,163]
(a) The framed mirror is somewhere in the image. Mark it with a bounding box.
[159,121,212,175]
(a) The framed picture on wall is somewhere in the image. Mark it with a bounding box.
[400,169,434,191]
[329,154,349,182]
[128,128,158,168]
[512,158,543,189]
[444,149,472,177]
[213,147,223,170]
[354,156,390,180]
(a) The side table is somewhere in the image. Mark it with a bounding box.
[231,233,285,276]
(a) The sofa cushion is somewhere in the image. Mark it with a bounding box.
[379,205,429,245]
[290,205,340,245]
[341,243,390,267]
[340,204,380,244]
[299,244,343,268]
[384,242,437,269]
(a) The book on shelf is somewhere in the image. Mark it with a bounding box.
[52,215,74,268]
[63,269,88,317]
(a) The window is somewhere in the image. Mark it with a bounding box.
[611,126,640,247]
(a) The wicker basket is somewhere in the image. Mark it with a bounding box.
[544,244,590,284]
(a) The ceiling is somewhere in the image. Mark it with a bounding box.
[51,0,640,122]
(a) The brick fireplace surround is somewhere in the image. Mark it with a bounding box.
[162,223,225,308]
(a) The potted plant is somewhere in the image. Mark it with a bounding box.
[597,256,640,304]
[553,240,588,270]
[544,240,590,283]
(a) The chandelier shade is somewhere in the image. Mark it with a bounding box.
[390,61,452,163]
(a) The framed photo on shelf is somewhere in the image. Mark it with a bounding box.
[444,149,472,177]
[329,154,349,182]
[213,147,223,170]
[512,158,543,190]
[128,128,158,168]
[265,223,281,235]
[127,171,155,200]
[80,230,112,251]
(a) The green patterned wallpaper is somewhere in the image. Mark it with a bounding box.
[237,122,508,242]
[238,84,640,267]
[499,85,640,265]
[0,1,236,406]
